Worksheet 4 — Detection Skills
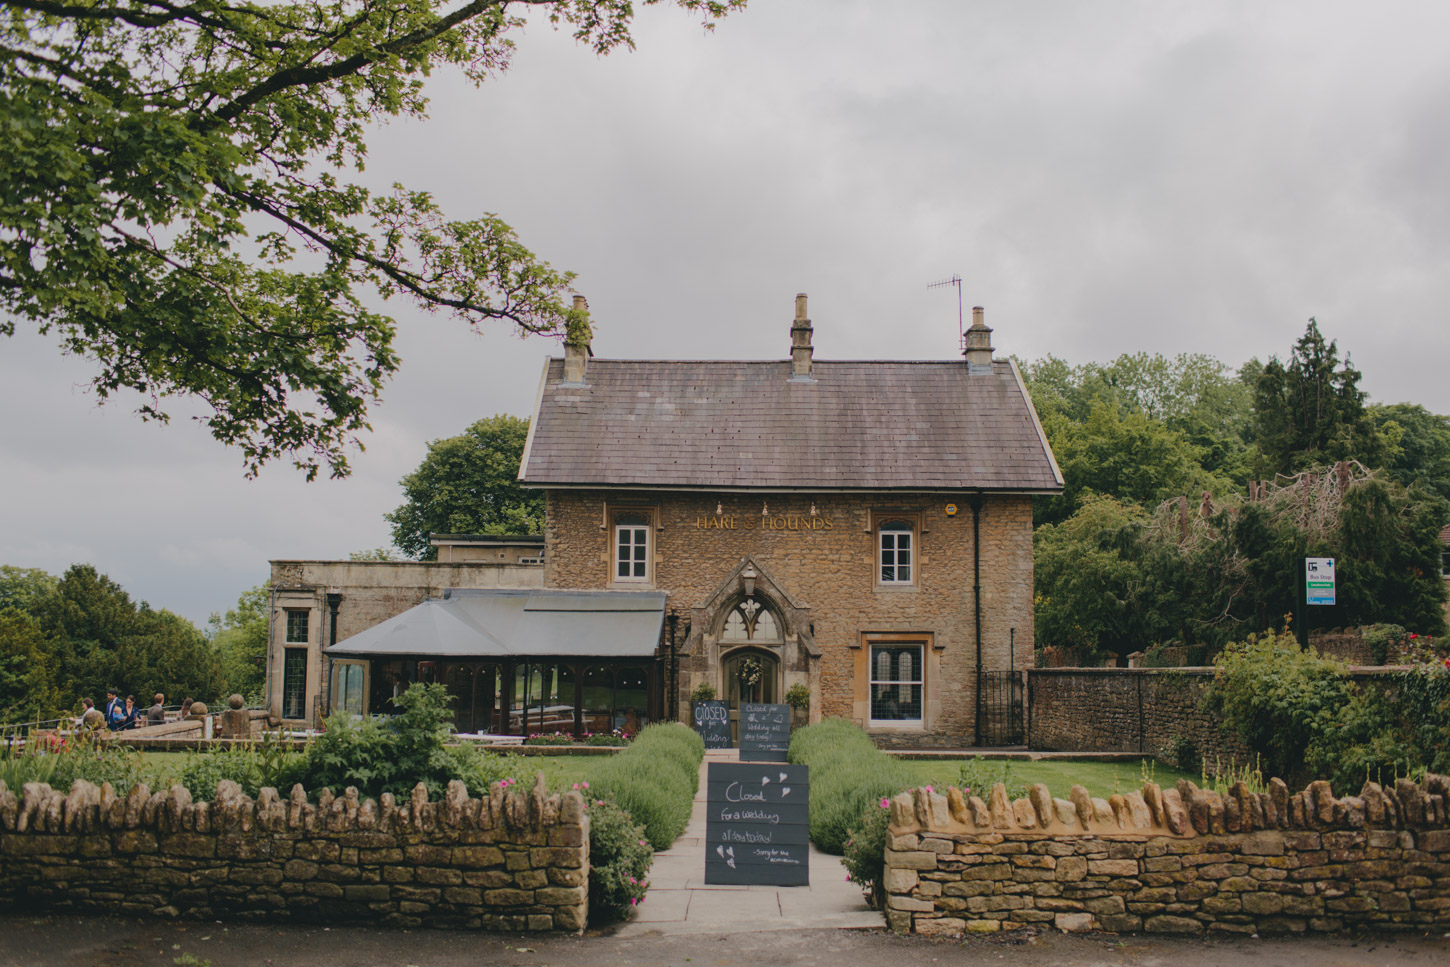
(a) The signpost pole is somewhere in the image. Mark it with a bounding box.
[1297,558,1308,648]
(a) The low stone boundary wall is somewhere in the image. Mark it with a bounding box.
[0,775,588,932]
[883,774,1450,936]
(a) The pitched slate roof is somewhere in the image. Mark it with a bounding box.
[520,357,1063,492]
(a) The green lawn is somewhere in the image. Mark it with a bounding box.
[139,748,601,793]
[494,754,1199,801]
[893,757,1198,801]
[140,750,1196,803]
[497,752,601,791]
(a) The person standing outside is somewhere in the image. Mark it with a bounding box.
[78,698,105,732]
[147,693,165,725]
[121,695,139,730]
[104,687,124,731]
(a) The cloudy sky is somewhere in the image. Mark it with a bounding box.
[4,0,1450,626]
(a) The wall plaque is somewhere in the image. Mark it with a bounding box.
[704,762,810,886]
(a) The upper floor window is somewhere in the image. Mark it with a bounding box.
[285,609,310,643]
[878,519,914,585]
[614,512,651,583]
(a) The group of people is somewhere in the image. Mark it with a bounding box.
[75,690,195,731]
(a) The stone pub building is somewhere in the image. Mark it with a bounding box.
[267,295,1061,747]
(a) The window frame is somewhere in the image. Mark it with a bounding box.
[876,517,917,587]
[282,648,308,720]
[720,597,784,643]
[284,608,310,643]
[867,642,924,727]
[330,659,369,717]
[611,509,654,585]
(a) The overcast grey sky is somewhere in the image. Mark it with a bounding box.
[4,0,1449,626]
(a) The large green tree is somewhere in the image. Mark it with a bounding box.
[3,564,224,713]
[385,413,543,558]
[0,0,742,479]
[1034,400,1226,526]
[1251,319,1384,476]
[208,584,269,700]
[1034,472,1448,664]
[0,608,65,723]
[1370,402,1450,505]
[1020,351,1253,525]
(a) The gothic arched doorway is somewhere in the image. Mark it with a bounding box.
[720,596,783,741]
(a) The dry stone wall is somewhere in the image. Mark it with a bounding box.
[0,775,588,932]
[883,774,1450,936]
[1027,668,1249,768]
[1028,668,1414,774]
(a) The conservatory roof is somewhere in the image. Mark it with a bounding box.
[326,589,666,659]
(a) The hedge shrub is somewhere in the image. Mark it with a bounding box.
[590,722,703,849]
[788,717,914,855]
[277,683,509,799]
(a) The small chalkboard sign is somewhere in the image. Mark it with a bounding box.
[704,762,810,886]
[738,702,791,762]
[692,700,732,749]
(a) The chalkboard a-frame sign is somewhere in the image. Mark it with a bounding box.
[692,700,731,748]
[704,762,810,886]
[738,702,791,762]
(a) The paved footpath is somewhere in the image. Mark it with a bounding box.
[615,748,884,936]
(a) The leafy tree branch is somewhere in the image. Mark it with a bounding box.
[1,0,745,478]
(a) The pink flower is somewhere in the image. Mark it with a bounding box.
[628,877,636,884]
[1410,633,1419,639]
[630,898,637,905]
[846,874,852,881]
[582,782,589,789]
[925,786,934,794]
[596,799,604,806]
[879,797,890,809]
[639,839,648,847]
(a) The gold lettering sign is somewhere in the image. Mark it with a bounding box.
[695,515,833,531]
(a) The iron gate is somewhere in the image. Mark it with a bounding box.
[979,671,1024,746]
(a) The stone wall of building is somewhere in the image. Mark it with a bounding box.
[0,776,588,932]
[267,560,542,723]
[545,490,1036,746]
[882,774,1450,936]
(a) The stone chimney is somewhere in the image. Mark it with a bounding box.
[962,305,994,371]
[790,293,814,381]
[562,294,591,385]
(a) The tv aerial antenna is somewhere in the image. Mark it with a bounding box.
[927,274,964,350]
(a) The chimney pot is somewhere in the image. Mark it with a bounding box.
[790,292,814,381]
